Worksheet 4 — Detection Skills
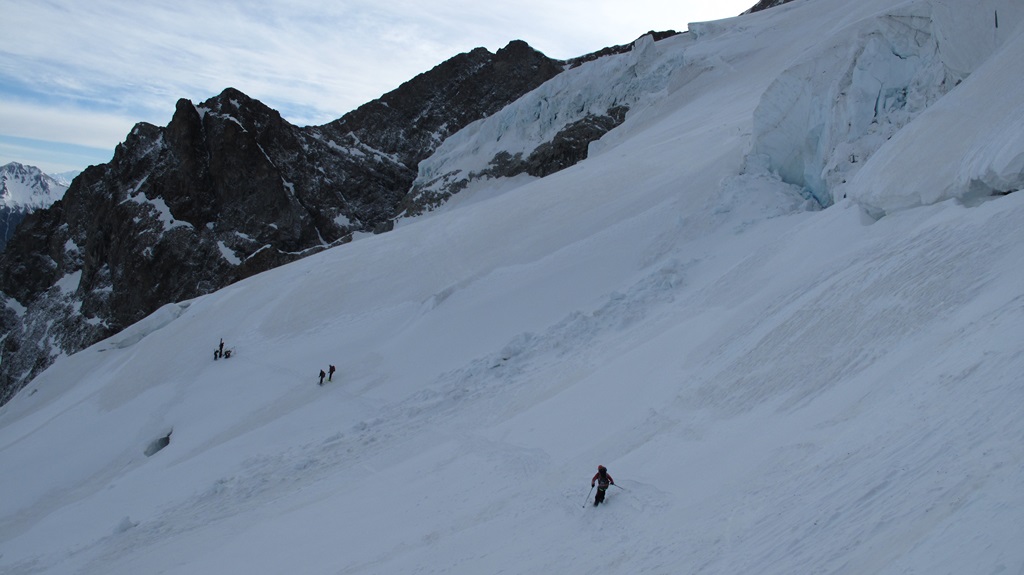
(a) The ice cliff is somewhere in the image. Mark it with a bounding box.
[747,0,1024,211]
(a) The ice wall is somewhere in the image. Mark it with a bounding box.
[850,15,1024,216]
[747,0,1022,208]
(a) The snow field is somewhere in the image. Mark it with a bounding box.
[1,0,1023,573]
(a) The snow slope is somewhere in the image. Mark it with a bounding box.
[1,0,1022,573]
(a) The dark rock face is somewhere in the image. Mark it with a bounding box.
[322,40,565,172]
[743,0,800,14]
[565,31,681,69]
[0,208,29,252]
[441,105,631,186]
[0,42,564,404]
[520,106,630,178]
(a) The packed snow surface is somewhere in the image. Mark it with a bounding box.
[1,0,1022,573]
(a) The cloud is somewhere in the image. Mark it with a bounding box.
[0,99,138,149]
[0,99,122,173]
[0,135,112,175]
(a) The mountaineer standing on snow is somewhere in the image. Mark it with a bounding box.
[591,465,614,506]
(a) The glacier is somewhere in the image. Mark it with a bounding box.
[0,0,1022,573]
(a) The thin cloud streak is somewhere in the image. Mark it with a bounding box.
[0,135,113,175]
[0,100,137,150]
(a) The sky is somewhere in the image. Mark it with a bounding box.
[0,0,754,175]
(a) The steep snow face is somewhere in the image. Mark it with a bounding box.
[0,162,68,209]
[406,32,697,211]
[747,0,1023,207]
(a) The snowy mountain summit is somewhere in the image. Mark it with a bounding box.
[1,0,1022,574]
[0,162,69,252]
[0,162,67,210]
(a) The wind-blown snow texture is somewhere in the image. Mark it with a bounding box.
[1,0,1023,573]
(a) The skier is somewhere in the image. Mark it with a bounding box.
[591,465,614,506]
[318,369,326,386]
[219,339,225,357]
[328,364,336,382]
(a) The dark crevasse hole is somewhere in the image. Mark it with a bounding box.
[145,429,172,457]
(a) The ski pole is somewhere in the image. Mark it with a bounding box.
[613,483,626,491]
[582,485,594,508]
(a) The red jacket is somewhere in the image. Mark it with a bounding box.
[592,470,614,488]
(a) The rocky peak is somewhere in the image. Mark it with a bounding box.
[319,41,563,170]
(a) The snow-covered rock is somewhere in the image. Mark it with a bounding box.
[404,32,698,214]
